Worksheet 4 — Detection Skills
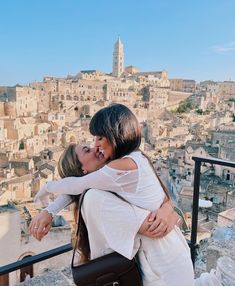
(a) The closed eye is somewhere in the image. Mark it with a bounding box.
[83,146,90,153]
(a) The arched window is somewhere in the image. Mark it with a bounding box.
[19,141,25,150]
[70,136,76,143]
[20,255,34,282]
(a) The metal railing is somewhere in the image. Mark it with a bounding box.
[0,243,72,276]
[190,156,235,266]
[0,156,234,277]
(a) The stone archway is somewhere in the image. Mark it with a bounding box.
[81,105,90,117]
[20,255,34,282]
[18,252,34,283]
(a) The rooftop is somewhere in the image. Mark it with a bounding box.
[219,208,235,220]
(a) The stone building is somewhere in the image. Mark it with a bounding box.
[170,79,196,93]
[0,86,39,117]
[184,143,219,166]
[198,91,220,111]
[0,119,6,141]
[30,81,51,113]
[0,206,71,286]
[4,117,35,141]
[132,70,170,88]
[0,102,5,117]
[148,86,169,113]
[9,158,34,176]
[227,191,235,209]
[124,65,139,75]
[178,186,194,212]
[218,208,235,227]
[218,81,235,98]
[166,90,192,111]
[211,131,235,184]
[1,174,32,202]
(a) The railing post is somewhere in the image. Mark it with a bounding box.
[190,159,201,266]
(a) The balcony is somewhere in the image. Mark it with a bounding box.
[0,156,235,285]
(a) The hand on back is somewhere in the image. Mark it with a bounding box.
[139,201,180,238]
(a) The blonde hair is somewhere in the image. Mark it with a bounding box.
[58,143,90,262]
[58,144,84,178]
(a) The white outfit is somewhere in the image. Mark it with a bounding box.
[81,189,149,260]
[36,151,194,286]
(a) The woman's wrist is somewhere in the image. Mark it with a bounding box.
[162,199,174,213]
[42,209,54,221]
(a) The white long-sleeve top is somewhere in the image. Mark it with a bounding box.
[35,151,166,215]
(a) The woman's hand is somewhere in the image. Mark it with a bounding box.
[139,201,181,238]
[29,210,53,241]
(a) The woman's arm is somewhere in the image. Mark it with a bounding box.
[139,200,180,238]
[35,157,139,203]
[30,194,73,240]
[30,196,179,241]
[34,168,120,205]
[45,194,73,216]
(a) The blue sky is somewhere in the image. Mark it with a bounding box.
[1,0,235,86]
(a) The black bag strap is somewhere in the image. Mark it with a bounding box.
[71,189,142,267]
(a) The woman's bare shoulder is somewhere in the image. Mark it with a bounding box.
[107,157,137,170]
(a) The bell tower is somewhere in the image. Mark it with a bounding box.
[112,37,124,77]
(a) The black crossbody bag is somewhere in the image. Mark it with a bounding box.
[71,189,143,286]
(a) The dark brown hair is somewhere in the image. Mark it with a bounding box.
[90,103,170,198]
[89,103,141,159]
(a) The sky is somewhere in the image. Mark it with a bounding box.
[1,0,235,86]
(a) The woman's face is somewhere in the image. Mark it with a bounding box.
[94,136,114,160]
[75,144,106,173]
